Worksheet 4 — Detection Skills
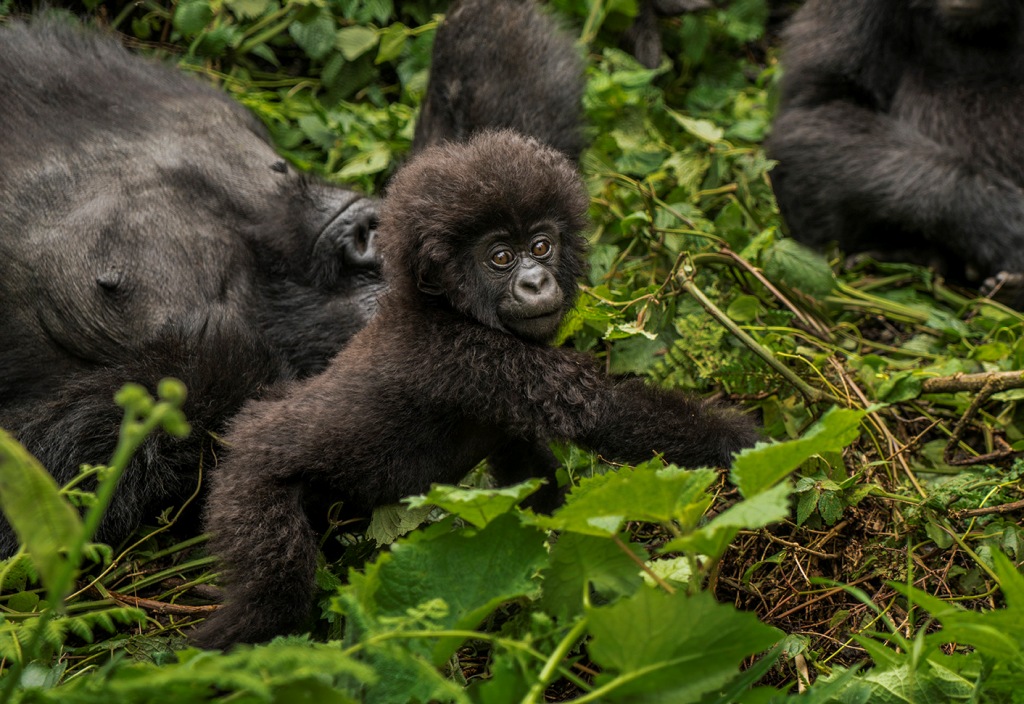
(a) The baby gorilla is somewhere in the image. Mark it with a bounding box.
[194,130,757,649]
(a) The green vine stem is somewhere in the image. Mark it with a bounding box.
[676,261,835,404]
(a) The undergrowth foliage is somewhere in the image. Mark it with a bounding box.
[1,0,1024,702]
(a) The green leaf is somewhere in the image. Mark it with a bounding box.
[172,0,213,36]
[730,407,866,497]
[726,294,761,322]
[406,480,543,528]
[290,10,337,61]
[539,532,645,620]
[226,0,270,19]
[336,142,391,179]
[336,25,379,61]
[375,22,408,64]
[876,371,924,403]
[365,502,434,545]
[534,464,716,537]
[663,482,792,559]
[843,659,976,703]
[817,491,845,525]
[587,589,781,702]
[761,238,836,297]
[0,430,83,592]
[993,549,1024,608]
[364,514,548,664]
[796,487,819,525]
[666,108,724,143]
[51,642,376,702]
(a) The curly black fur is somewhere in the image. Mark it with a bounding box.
[193,130,758,649]
[768,0,1024,289]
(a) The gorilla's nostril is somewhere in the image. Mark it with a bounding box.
[353,216,379,255]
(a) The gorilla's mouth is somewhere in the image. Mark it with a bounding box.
[504,309,563,341]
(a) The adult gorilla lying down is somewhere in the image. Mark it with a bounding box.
[0,0,585,554]
[0,18,382,555]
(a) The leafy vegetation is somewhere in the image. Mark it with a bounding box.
[2,0,1024,701]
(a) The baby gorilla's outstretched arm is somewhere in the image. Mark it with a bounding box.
[580,378,758,467]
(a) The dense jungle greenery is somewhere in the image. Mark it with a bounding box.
[0,0,1023,701]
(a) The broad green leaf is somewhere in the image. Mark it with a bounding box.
[226,0,270,19]
[663,482,791,559]
[131,17,152,39]
[336,25,379,60]
[722,0,768,42]
[471,653,532,704]
[587,589,781,702]
[336,142,391,179]
[405,480,542,528]
[727,294,761,322]
[195,25,238,57]
[298,114,336,150]
[761,238,836,297]
[994,549,1024,607]
[730,407,866,497]
[352,643,469,704]
[534,464,716,536]
[845,659,975,703]
[290,10,337,61]
[876,371,924,403]
[0,430,82,592]
[817,491,845,525]
[667,108,724,143]
[172,0,213,36]
[642,557,695,588]
[364,515,547,664]
[539,532,645,620]
[365,502,433,545]
[796,487,819,525]
[42,641,375,701]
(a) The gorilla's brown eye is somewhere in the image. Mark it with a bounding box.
[531,238,552,258]
[491,249,515,268]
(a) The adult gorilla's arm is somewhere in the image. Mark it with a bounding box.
[769,102,1024,274]
[0,317,286,555]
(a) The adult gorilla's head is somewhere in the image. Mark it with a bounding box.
[922,0,1023,38]
[378,129,590,342]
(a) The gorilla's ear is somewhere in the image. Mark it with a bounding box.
[413,243,446,296]
[417,275,444,296]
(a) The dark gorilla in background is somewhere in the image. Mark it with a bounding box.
[413,0,586,162]
[0,0,588,555]
[768,0,1024,295]
[622,0,712,69]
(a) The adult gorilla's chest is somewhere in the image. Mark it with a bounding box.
[1,125,282,365]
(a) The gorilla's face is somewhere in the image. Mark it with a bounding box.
[926,0,1022,37]
[471,224,567,342]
